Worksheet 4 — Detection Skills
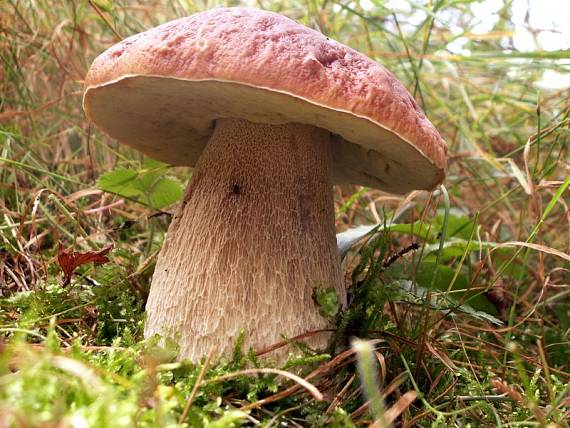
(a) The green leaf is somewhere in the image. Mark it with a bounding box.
[422,238,514,261]
[148,178,183,209]
[387,222,434,241]
[97,169,141,199]
[97,162,183,209]
[391,280,503,326]
[433,210,477,240]
[415,261,498,314]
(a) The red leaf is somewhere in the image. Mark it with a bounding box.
[57,244,113,286]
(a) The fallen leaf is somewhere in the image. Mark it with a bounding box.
[57,244,113,286]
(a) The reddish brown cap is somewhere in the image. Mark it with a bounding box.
[84,7,447,194]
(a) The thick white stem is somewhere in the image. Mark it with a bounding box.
[145,118,345,362]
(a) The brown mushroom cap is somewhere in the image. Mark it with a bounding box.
[83,7,447,194]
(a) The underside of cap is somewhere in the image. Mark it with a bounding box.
[85,76,443,193]
[84,7,447,194]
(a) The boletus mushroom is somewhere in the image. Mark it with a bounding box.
[83,7,447,362]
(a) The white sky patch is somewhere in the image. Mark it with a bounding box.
[510,0,570,89]
[385,0,412,12]
[449,25,464,36]
[342,0,569,88]
[447,37,471,55]
[511,0,570,51]
[360,0,375,11]
[381,0,569,51]
[470,0,503,34]
[409,8,427,26]
[534,69,570,91]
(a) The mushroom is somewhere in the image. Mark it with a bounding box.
[83,7,447,362]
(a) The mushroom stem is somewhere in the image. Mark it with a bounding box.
[145,118,345,362]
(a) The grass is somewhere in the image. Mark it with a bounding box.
[1,0,569,426]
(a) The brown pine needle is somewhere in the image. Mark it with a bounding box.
[178,347,216,425]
